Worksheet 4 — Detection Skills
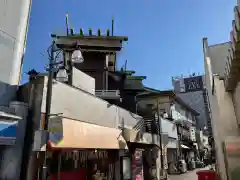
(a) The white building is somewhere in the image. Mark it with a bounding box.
[0,0,32,105]
[203,3,240,178]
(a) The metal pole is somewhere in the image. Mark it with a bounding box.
[42,41,55,180]
[156,99,164,179]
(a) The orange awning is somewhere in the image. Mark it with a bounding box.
[47,117,127,150]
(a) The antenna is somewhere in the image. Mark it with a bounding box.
[111,16,114,36]
[124,60,127,71]
[65,12,69,36]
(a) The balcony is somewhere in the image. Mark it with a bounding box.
[95,90,120,100]
[178,126,191,141]
[132,118,169,146]
[224,6,240,91]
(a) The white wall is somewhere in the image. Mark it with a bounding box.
[161,118,178,139]
[0,0,32,85]
[41,77,140,129]
[72,68,95,95]
[171,103,194,124]
[203,38,239,180]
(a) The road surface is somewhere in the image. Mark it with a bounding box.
[169,168,209,180]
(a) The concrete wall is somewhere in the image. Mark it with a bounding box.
[138,96,171,115]
[161,118,178,149]
[72,67,95,95]
[203,38,240,180]
[233,82,240,124]
[0,102,28,180]
[208,42,231,78]
[40,76,140,129]
[0,82,17,106]
[0,0,31,85]
[161,118,177,139]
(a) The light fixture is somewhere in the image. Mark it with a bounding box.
[71,49,84,63]
[56,67,68,82]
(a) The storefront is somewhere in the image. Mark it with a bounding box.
[122,128,168,180]
[33,117,128,180]
[49,149,120,180]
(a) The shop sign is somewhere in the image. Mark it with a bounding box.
[132,149,144,180]
[63,150,108,161]
[190,127,196,142]
[184,76,204,92]
[0,122,17,145]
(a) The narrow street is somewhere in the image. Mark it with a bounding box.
[169,168,209,180]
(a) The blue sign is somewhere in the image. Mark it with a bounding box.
[0,122,17,145]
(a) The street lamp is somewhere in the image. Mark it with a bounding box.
[71,49,84,63]
[56,67,69,82]
[41,40,84,180]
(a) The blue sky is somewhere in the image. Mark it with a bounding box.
[23,0,236,89]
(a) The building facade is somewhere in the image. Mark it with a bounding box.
[172,75,211,134]
[137,90,199,171]
[15,31,168,180]
[203,3,240,179]
[0,0,32,105]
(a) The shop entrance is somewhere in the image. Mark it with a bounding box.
[49,150,118,180]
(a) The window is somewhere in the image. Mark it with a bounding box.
[212,76,215,95]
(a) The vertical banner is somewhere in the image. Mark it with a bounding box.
[132,149,144,180]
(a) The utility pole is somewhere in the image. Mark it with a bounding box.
[156,99,165,180]
[41,41,55,180]
[20,69,39,180]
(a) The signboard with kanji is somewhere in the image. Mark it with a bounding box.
[184,76,204,92]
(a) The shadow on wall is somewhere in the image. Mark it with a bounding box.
[0,81,18,106]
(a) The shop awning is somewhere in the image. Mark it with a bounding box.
[181,144,190,149]
[47,117,128,150]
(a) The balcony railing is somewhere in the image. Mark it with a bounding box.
[224,6,240,91]
[95,90,120,99]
